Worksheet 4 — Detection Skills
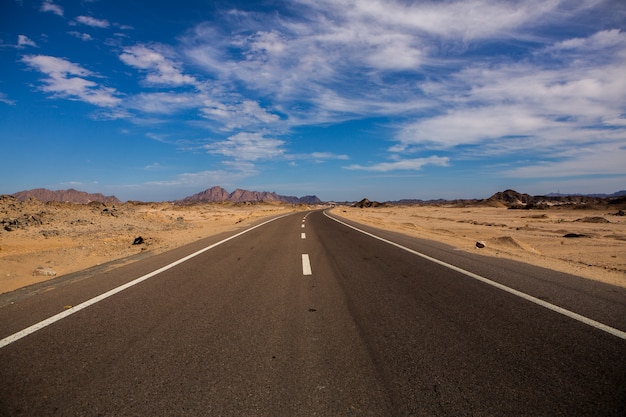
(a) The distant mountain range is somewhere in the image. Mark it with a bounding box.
[9,187,624,206]
[177,186,322,205]
[365,189,626,207]
[11,188,121,204]
[9,187,322,205]
[544,190,626,198]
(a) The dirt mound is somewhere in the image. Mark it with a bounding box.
[487,236,539,253]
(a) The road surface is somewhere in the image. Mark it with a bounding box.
[1,209,624,416]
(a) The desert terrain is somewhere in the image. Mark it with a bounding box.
[334,204,626,288]
[1,195,625,294]
[0,196,305,294]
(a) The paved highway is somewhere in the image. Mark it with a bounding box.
[1,209,624,416]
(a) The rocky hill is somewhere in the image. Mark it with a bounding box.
[485,189,626,209]
[12,188,121,204]
[178,186,322,205]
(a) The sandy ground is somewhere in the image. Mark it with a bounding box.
[2,197,625,294]
[0,197,306,294]
[333,205,626,288]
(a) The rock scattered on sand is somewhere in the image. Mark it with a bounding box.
[475,241,486,248]
[132,236,144,245]
[32,267,57,277]
[563,233,588,238]
[576,216,610,223]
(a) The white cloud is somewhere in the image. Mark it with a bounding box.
[183,0,590,128]
[200,99,280,130]
[297,0,567,41]
[310,152,349,160]
[120,44,196,86]
[393,29,626,158]
[205,132,285,161]
[345,156,450,172]
[40,1,63,16]
[17,35,37,48]
[550,29,625,52]
[75,15,110,29]
[22,55,121,107]
[68,31,93,41]
[127,92,201,114]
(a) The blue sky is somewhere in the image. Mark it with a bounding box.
[1,0,625,202]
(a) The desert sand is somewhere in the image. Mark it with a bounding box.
[0,197,305,294]
[333,204,626,288]
[2,197,625,295]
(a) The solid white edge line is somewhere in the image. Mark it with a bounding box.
[324,210,626,340]
[302,254,312,275]
[0,213,294,349]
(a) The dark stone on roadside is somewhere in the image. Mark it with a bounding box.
[132,236,144,245]
[563,233,588,238]
[32,267,57,277]
[475,241,486,248]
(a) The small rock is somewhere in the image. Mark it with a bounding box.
[475,241,486,248]
[563,233,587,238]
[132,236,144,245]
[32,267,57,277]
[576,216,609,223]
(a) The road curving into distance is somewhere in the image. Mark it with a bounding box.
[1,208,624,416]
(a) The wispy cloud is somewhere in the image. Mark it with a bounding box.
[68,31,93,41]
[391,29,626,173]
[119,44,196,86]
[309,152,349,161]
[200,99,281,130]
[126,92,201,114]
[17,35,37,48]
[205,132,285,161]
[345,156,450,172]
[503,143,626,178]
[75,15,110,29]
[0,92,15,106]
[22,55,121,107]
[40,0,63,17]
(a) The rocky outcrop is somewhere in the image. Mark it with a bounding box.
[12,188,121,204]
[483,189,626,209]
[353,198,384,208]
[486,189,533,206]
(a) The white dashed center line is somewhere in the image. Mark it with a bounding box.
[302,254,312,275]
[301,233,306,239]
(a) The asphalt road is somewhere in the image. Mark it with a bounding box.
[0,209,624,416]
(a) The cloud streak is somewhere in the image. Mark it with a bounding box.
[345,156,450,172]
[75,15,110,29]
